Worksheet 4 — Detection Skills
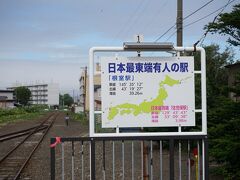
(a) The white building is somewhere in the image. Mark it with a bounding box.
[0,90,14,109]
[7,83,59,106]
[79,64,101,111]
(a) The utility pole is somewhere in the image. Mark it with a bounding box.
[83,66,87,114]
[177,0,183,46]
[169,1,183,180]
[73,90,75,103]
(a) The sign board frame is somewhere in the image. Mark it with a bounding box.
[89,46,206,137]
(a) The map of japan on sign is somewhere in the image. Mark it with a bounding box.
[101,56,195,128]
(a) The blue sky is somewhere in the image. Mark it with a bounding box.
[0,0,239,93]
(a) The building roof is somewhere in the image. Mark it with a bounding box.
[0,90,14,93]
[225,61,240,68]
[7,83,59,89]
[0,99,15,102]
[7,84,48,88]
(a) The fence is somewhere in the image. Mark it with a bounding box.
[50,135,208,180]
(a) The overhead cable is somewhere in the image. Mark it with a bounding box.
[195,0,234,46]
[155,0,215,42]
[165,0,236,42]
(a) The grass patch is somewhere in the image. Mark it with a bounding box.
[95,121,115,133]
[94,114,115,133]
[0,112,47,125]
[0,106,49,125]
[67,111,114,133]
[69,112,89,125]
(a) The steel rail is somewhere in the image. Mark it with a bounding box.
[0,113,56,163]
[0,114,51,140]
[0,125,48,142]
[14,112,58,180]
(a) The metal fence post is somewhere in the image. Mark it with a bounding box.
[91,138,96,180]
[204,137,209,180]
[169,139,174,180]
[50,138,55,180]
[103,141,106,180]
[81,141,84,180]
[72,141,75,180]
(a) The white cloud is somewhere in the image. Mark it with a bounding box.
[0,60,82,93]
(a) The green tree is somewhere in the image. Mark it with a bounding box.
[204,8,240,177]
[208,97,240,179]
[63,94,73,106]
[15,86,31,106]
[194,44,234,108]
[206,4,240,46]
[194,45,240,178]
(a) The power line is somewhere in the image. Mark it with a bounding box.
[141,0,169,35]
[196,0,234,46]
[111,0,145,44]
[165,29,178,42]
[123,0,151,39]
[183,0,214,20]
[111,0,154,43]
[154,24,175,42]
[165,4,218,41]
[184,6,229,28]
[155,0,215,42]
[165,0,236,42]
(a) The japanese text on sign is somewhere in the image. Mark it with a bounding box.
[108,62,189,73]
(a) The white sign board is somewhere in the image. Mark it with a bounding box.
[101,56,195,128]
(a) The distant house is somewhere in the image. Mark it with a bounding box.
[225,62,240,102]
[79,63,101,112]
[0,90,15,109]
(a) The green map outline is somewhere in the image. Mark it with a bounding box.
[108,75,182,120]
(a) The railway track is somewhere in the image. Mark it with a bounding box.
[0,112,59,180]
[0,114,52,143]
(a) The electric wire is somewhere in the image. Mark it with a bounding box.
[141,0,169,35]
[111,0,145,44]
[165,0,236,42]
[196,0,233,46]
[155,0,215,42]
[154,24,176,42]
[184,5,230,28]
[123,0,151,39]
[183,0,214,21]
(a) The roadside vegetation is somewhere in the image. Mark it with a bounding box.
[59,93,74,107]
[0,105,49,125]
[203,4,240,179]
[0,86,51,125]
[196,45,240,179]
[68,111,88,125]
